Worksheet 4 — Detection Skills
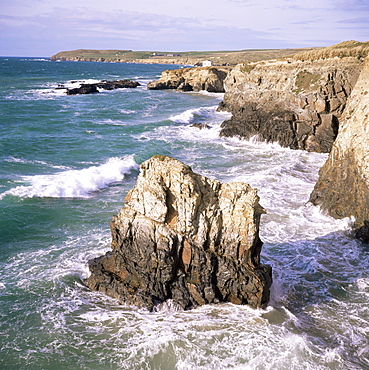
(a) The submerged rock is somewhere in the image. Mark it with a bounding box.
[84,155,272,310]
[310,56,369,239]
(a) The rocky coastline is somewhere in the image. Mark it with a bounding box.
[85,156,272,310]
[218,58,361,153]
[309,57,369,239]
[147,54,369,240]
[84,43,369,311]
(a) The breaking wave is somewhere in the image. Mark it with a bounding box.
[0,156,138,199]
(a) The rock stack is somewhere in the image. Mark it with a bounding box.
[85,155,272,310]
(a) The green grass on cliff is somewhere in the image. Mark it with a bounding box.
[50,41,369,65]
[50,47,316,65]
[294,70,322,93]
[293,40,369,61]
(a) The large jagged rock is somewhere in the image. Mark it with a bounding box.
[218,58,362,153]
[309,57,369,240]
[85,155,272,310]
[147,66,231,93]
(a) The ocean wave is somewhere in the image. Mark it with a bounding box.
[0,156,138,199]
[169,106,219,124]
[4,156,70,170]
[196,90,225,99]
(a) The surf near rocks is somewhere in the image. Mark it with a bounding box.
[60,79,140,95]
[84,155,272,311]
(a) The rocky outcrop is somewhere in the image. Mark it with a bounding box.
[147,66,231,93]
[84,155,272,310]
[309,57,369,239]
[65,80,140,95]
[218,58,362,153]
[66,84,99,95]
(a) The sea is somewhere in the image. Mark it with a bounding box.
[0,57,368,370]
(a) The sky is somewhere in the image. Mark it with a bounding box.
[0,0,368,57]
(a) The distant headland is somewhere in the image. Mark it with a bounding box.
[50,41,369,65]
[49,47,314,65]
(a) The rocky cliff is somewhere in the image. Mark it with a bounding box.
[85,155,272,310]
[218,57,362,153]
[147,66,232,93]
[309,57,369,240]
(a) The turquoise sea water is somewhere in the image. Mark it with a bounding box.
[0,58,368,369]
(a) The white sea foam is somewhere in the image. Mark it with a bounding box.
[0,155,138,199]
[195,90,225,99]
[169,106,219,124]
[4,156,70,170]
[119,109,137,114]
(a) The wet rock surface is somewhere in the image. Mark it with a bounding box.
[84,155,272,310]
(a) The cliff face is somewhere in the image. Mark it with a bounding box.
[85,156,272,310]
[147,66,231,93]
[219,58,362,152]
[309,57,369,238]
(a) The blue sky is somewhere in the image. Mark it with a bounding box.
[0,0,368,56]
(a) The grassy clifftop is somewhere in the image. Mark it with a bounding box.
[50,41,369,65]
[50,47,316,65]
[293,40,369,61]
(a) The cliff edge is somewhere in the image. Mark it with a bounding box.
[84,156,272,310]
[219,57,362,153]
[309,57,369,240]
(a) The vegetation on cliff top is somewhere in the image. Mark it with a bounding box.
[51,41,369,65]
[293,40,369,61]
[50,47,316,65]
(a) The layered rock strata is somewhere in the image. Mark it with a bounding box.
[218,58,362,153]
[147,66,231,93]
[309,57,369,239]
[85,155,272,310]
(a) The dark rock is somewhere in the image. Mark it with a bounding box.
[96,80,140,89]
[66,80,140,95]
[66,84,99,95]
[355,221,369,243]
[190,123,211,129]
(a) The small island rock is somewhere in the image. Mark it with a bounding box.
[84,155,272,310]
